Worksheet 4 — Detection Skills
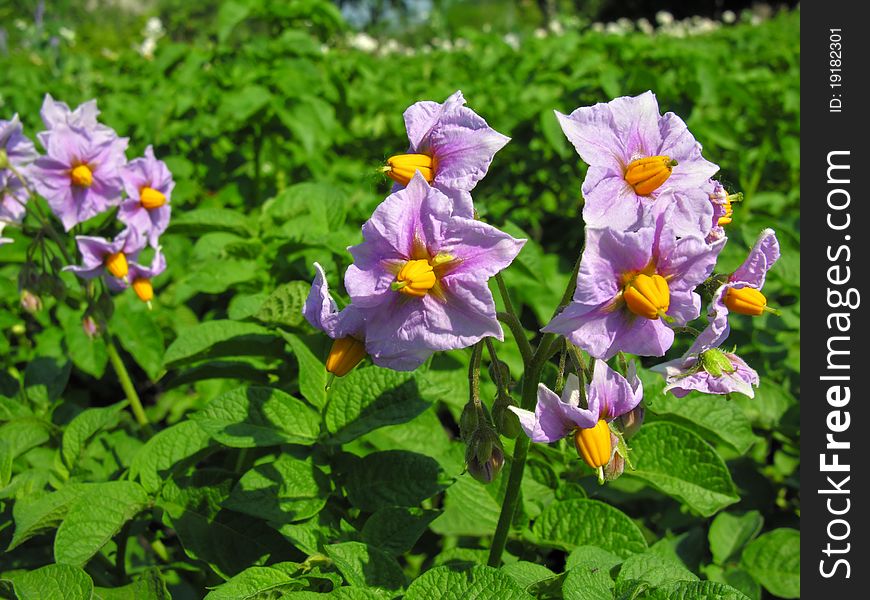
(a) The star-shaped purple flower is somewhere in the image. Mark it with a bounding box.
[344,173,525,371]
[119,146,174,247]
[38,94,119,147]
[386,90,510,217]
[509,360,643,443]
[1,114,39,224]
[304,262,366,341]
[65,227,145,281]
[557,91,718,230]
[543,204,724,360]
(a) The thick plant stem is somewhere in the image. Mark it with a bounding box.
[105,334,149,429]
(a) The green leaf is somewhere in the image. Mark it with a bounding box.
[324,542,406,591]
[129,420,214,494]
[565,545,624,571]
[54,481,150,566]
[633,580,751,600]
[262,183,347,234]
[708,511,764,565]
[9,563,94,600]
[430,473,501,537]
[219,85,272,126]
[216,0,251,43]
[24,355,71,406]
[625,422,739,516]
[191,386,320,447]
[280,332,328,411]
[61,401,127,470]
[203,565,301,600]
[8,484,88,551]
[345,451,445,512]
[616,552,698,588]
[169,208,256,237]
[223,454,328,524]
[0,418,50,459]
[405,565,534,600]
[325,367,430,445]
[0,439,11,489]
[562,565,615,600]
[500,561,557,590]
[59,305,107,378]
[740,528,800,599]
[110,297,165,381]
[531,499,648,557]
[163,320,284,368]
[361,507,441,555]
[94,568,172,600]
[254,282,310,328]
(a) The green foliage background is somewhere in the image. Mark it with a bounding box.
[0,1,799,599]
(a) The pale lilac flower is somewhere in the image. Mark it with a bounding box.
[119,146,173,247]
[64,227,144,281]
[385,90,510,217]
[556,91,718,230]
[38,95,119,146]
[107,247,167,306]
[651,315,759,398]
[704,228,780,344]
[0,170,28,224]
[1,114,39,168]
[31,124,128,230]
[542,204,724,360]
[344,173,525,371]
[1,115,38,223]
[304,262,366,341]
[509,361,643,443]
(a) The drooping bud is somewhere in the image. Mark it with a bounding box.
[82,315,100,340]
[20,290,42,314]
[724,286,767,316]
[623,273,670,320]
[617,405,645,439]
[132,278,154,304]
[698,347,737,377]
[391,259,436,298]
[325,336,366,377]
[624,155,677,196]
[104,252,129,279]
[70,164,93,188]
[492,394,521,439]
[466,443,504,484]
[488,360,511,386]
[573,419,614,469]
[382,154,436,186]
[140,187,167,209]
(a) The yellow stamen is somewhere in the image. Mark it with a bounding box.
[623,273,670,320]
[140,187,167,210]
[132,277,154,303]
[383,154,436,186]
[573,420,613,469]
[105,252,129,279]
[624,155,677,196]
[391,259,437,298]
[724,286,767,316]
[70,164,93,188]
[326,337,367,377]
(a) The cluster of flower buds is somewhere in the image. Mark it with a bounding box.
[303,91,523,374]
[1,96,174,314]
[460,400,506,484]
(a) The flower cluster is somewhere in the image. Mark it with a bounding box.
[305,91,522,373]
[3,95,174,308]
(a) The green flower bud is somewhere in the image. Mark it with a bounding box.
[20,290,42,314]
[492,395,521,439]
[488,359,511,386]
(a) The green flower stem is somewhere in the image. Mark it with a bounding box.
[496,311,533,364]
[105,334,150,429]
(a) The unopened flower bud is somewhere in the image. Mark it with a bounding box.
[466,433,505,484]
[617,405,645,439]
[459,401,480,441]
[492,395,521,439]
[82,316,100,340]
[382,154,436,186]
[20,290,42,314]
[488,360,511,386]
[624,155,677,196]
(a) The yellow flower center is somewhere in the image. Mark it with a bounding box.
[105,252,129,279]
[140,187,167,209]
[724,286,767,316]
[132,278,154,303]
[623,273,670,320]
[326,336,367,377]
[573,419,613,469]
[70,164,94,188]
[391,259,437,298]
[624,155,677,196]
[382,153,436,186]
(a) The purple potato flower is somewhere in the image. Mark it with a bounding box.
[1,114,40,223]
[556,91,718,230]
[38,95,119,146]
[385,90,510,217]
[64,227,145,281]
[119,146,174,247]
[0,170,28,224]
[106,247,167,306]
[304,262,366,342]
[704,228,780,345]
[509,360,643,443]
[344,173,525,371]
[1,114,39,169]
[542,204,724,360]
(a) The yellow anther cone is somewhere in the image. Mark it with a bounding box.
[624,273,670,320]
[326,337,367,377]
[624,155,676,195]
[70,164,93,188]
[383,154,435,186]
[140,187,167,209]
[724,286,767,316]
[392,259,437,298]
[574,420,613,469]
[105,252,129,279]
